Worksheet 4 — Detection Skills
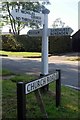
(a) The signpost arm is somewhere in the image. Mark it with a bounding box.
[17,82,26,120]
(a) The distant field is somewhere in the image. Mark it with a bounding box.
[0,51,41,57]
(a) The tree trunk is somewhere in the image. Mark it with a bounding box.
[6,2,15,34]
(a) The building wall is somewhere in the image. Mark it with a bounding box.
[72,30,80,52]
[78,1,80,30]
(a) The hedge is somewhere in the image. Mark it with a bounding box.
[0,34,72,54]
[15,35,41,52]
[49,36,72,54]
[1,34,24,51]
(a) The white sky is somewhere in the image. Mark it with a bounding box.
[47,0,79,33]
[2,0,80,34]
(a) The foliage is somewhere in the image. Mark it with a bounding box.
[1,2,43,35]
[1,34,41,52]
[49,36,72,54]
[52,18,66,28]
[15,35,42,52]
[52,18,64,28]
[1,34,24,51]
[1,34,72,53]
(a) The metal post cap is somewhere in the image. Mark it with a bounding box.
[42,8,50,14]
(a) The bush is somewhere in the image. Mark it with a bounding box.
[1,34,72,53]
[49,36,72,54]
[15,35,41,52]
[1,34,25,51]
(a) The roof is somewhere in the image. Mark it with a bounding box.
[72,29,80,38]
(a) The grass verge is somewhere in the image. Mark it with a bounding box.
[2,74,80,119]
[66,57,80,61]
[0,50,41,58]
[0,69,14,76]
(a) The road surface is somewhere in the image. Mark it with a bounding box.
[1,55,79,89]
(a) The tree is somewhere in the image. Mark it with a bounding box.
[1,2,43,35]
[52,18,65,28]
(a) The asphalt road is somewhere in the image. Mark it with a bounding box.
[1,56,79,89]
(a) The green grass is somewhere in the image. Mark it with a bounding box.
[66,57,80,61]
[2,74,80,119]
[10,74,38,83]
[0,69,14,76]
[0,50,41,57]
[0,70,2,76]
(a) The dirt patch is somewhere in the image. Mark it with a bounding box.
[1,75,15,80]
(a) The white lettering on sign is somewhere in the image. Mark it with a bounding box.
[25,72,59,94]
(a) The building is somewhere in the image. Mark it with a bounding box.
[72,2,80,52]
[78,1,80,30]
[72,29,80,52]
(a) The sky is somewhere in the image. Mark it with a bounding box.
[2,0,80,34]
[46,0,79,34]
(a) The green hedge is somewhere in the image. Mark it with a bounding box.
[1,34,24,51]
[1,34,72,53]
[1,34,41,52]
[49,36,72,54]
[15,35,41,52]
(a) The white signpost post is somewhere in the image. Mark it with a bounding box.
[41,8,50,75]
